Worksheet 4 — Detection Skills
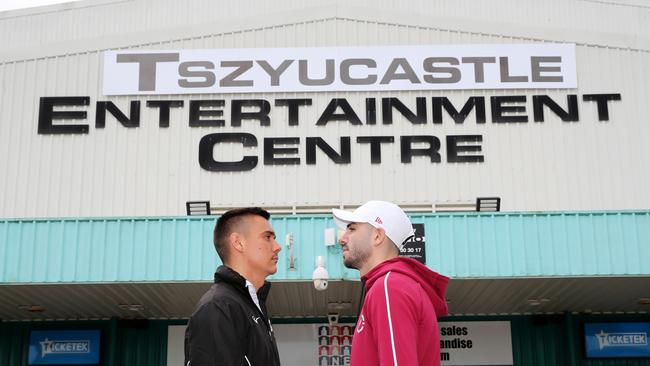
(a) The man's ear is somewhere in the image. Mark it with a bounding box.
[372,227,388,247]
[230,232,245,253]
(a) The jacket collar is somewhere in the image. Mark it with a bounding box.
[214,265,272,301]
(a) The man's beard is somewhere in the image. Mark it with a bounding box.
[343,244,370,270]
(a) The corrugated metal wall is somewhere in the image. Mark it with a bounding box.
[0,0,649,218]
[115,320,169,366]
[2,211,649,283]
[1,0,648,52]
[0,321,28,366]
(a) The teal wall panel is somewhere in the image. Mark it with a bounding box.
[1,211,650,284]
[419,212,650,278]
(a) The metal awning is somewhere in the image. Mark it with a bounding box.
[1,211,649,320]
[1,276,649,321]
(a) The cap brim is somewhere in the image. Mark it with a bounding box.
[331,208,367,229]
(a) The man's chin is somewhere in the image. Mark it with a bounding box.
[343,259,358,270]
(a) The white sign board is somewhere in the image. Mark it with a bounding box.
[439,321,513,365]
[166,325,186,366]
[169,321,512,366]
[104,44,576,95]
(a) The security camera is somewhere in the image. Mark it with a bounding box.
[314,277,328,291]
[312,256,329,291]
[328,313,339,325]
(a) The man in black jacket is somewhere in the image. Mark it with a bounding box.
[185,207,282,366]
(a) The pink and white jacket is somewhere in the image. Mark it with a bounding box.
[350,257,449,366]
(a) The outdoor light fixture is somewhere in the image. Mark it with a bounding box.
[476,197,501,212]
[186,201,211,215]
[118,304,144,312]
[18,304,46,313]
[327,301,352,311]
[526,298,550,306]
[638,298,650,305]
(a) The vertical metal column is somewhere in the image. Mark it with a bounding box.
[107,317,119,366]
[564,312,578,366]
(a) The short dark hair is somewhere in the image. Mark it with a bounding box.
[213,207,270,262]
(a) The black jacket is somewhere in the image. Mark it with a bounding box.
[184,266,281,366]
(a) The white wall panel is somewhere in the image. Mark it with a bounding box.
[0,0,649,217]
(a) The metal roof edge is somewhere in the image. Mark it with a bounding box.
[2,209,650,223]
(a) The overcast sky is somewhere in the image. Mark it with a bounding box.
[0,0,84,12]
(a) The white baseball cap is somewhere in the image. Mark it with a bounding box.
[332,200,415,249]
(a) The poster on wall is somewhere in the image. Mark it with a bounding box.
[28,330,100,365]
[400,223,426,264]
[439,321,513,365]
[585,323,650,358]
[168,322,512,366]
[314,324,355,366]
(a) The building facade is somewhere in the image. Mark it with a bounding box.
[1,0,649,365]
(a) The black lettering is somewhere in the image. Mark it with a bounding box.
[231,100,271,127]
[357,136,394,164]
[95,101,140,128]
[146,100,183,128]
[382,98,427,125]
[400,136,441,163]
[38,96,89,134]
[532,95,578,122]
[316,99,362,125]
[198,133,257,172]
[432,97,486,124]
[365,98,377,125]
[264,137,300,165]
[189,100,225,127]
[306,137,351,164]
[440,338,474,349]
[583,93,621,121]
[275,99,312,126]
[491,96,528,123]
[447,135,484,163]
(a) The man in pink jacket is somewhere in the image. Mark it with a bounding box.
[332,200,449,366]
